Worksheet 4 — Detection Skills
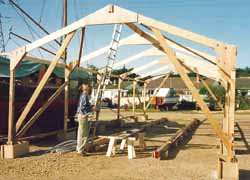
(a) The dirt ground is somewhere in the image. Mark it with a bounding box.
[0,111,250,180]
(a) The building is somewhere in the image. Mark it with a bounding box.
[236,77,250,96]
[147,76,213,102]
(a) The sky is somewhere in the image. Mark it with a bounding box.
[0,0,249,71]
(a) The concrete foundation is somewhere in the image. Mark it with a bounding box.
[218,157,239,180]
[2,141,29,159]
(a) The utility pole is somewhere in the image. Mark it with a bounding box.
[63,0,69,139]
[9,0,61,46]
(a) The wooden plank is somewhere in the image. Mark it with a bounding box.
[81,31,217,65]
[77,27,85,66]
[7,70,15,145]
[24,5,137,53]
[153,119,200,160]
[221,46,237,159]
[64,67,70,138]
[120,139,126,150]
[15,31,75,132]
[117,78,122,121]
[138,14,232,49]
[24,56,149,84]
[10,31,57,56]
[7,49,26,144]
[127,137,136,159]
[24,55,66,68]
[151,27,231,152]
[106,137,116,157]
[10,47,26,71]
[133,81,137,115]
[143,83,147,113]
[64,28,85,138]
[228,46,237,137]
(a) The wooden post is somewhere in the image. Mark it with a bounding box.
[216,45,238,179]
[7,70,15,145]
[143,82,147,111]
[64,67,69,138]
[63,0,68,139]
[7,48,26,144]
[221,46,237,158]
[132,81,136,115]
[117,77,122,121]
[228,46,237,155]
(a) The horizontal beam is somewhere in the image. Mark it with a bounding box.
[138,15,234,49]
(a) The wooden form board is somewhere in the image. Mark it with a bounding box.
[153,119,200,160]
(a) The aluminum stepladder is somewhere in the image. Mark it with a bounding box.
[91,24,123,139]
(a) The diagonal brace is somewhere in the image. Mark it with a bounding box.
[150,27,232,156]
[16,61,79,137]
[15,31,75,132]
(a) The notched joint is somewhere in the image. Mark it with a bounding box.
[10,46,26,70]
[108,4,115,13]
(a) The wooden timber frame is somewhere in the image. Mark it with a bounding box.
[6,4,237,179]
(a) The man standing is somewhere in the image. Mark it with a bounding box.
[76,83,93,155]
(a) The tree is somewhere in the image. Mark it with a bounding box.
[199,83,225,105]
[236,66,250,77]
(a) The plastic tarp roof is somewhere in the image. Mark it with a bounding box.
[0,56,90,79]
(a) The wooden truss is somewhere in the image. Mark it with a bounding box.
[7,5,237,173]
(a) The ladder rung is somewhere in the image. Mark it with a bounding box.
[108,55,115,59]
[113,39,119,43]
[110,47,117,52]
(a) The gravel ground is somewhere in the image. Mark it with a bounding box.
[0,111,249,180]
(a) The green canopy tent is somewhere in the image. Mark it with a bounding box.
[0,55,90,79]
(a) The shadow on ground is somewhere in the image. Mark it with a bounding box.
[239,169,250,180]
